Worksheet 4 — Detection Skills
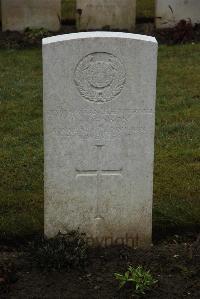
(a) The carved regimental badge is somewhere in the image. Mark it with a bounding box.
[74,52,126,103]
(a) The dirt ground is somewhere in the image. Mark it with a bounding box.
[0,233,199,299]
[0,21,200,49]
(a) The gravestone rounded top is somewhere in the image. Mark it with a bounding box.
[74,52,126,103]
[43,32,157,45]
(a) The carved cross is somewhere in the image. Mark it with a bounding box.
[76,145,123,218]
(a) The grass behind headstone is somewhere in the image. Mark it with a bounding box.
[0,44,199,239]
[0,49,43,238]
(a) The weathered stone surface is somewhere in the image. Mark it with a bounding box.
[76,0,136,31]
[43,32,158,247]
[155,0,200,28]
[1,0,61,32]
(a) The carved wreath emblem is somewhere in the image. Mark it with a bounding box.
[74,52,126,103]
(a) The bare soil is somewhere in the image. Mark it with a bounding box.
[0,233,199,299]
[0,21,200,49]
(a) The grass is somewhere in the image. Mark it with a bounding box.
[154,44,200,234]
[62,0,76,22]
[0,43,200,239]
[136,0,155,19]
[61,0,155,21]
[0,49,43,238]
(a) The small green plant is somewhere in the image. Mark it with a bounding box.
[114,265,157,295]
[24,27,51,40]
[30,231,88,271]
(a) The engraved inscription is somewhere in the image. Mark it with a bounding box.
[46,108,153,140]
[74,52,126,103]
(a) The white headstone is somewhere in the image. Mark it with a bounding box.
[1,0,61,32]
[156,0,200,28]
[76,0,136,31]
[43,32,157,248]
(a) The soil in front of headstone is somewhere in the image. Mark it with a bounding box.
[0,233,199,299]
